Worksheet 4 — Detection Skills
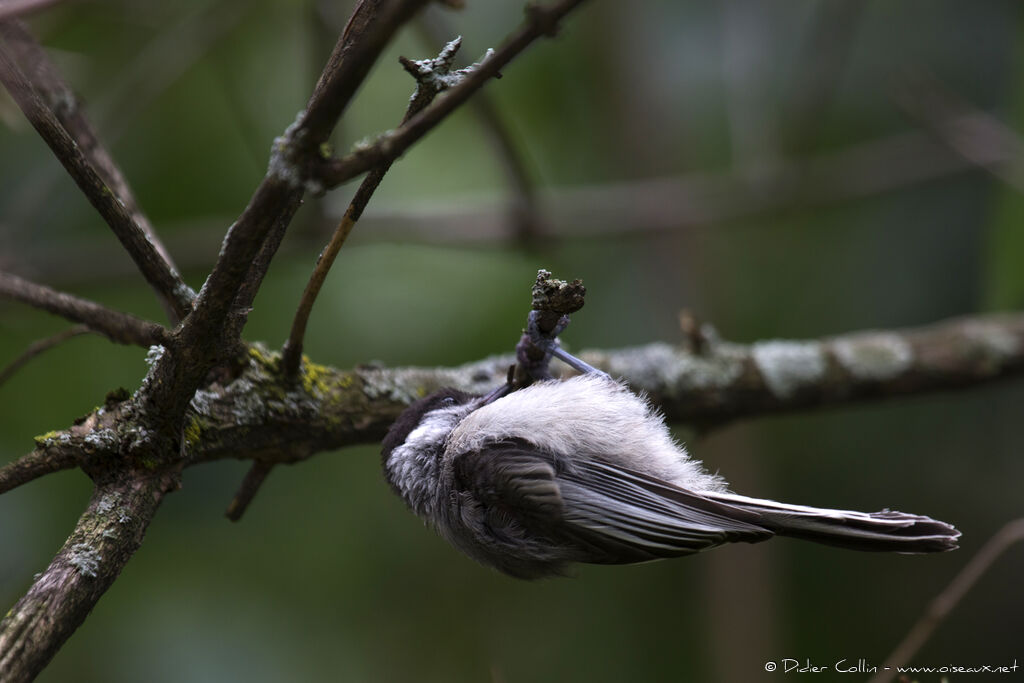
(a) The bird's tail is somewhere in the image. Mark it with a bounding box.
[706,492,960,553]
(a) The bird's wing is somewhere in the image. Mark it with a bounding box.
[452,440,773,565]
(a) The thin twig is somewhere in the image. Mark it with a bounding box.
[0,22,193,323]
[0,271,170,347]
[0,325,92,388]
[896,71,1024,191]
[225,460,274,521]
[867,519,1024,683]
[416,10,544,246]
[0,446,81,495]
[281,36,484,377]
[317,0,592,188]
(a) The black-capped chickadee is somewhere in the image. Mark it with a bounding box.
[382,353,959,579]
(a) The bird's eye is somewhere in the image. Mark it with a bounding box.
[440,397,457,407]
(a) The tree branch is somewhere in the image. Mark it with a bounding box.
[173,311,1024,469]
[868,518,1024,683]
[0,21,194,323]
[281,36,488,377]
[0,473,175,683]
[0,271,170,347]
[148,0,431,428]
[0,444,81,495]
[0,324,92,388]
[316,0,591,188]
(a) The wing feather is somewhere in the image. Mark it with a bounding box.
[452,440,773,565]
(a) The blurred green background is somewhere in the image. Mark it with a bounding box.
[2,1,1023,681]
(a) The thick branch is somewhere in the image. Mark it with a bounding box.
[0,271,170,347]
[0,473,174,683]
[0,21,193,323]
[150,0,430,427]
[179,311,1024,467]
[317,0,590,188]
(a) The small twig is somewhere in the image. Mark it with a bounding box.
[225,460,275,522]
[513,269,587,384]
[0,271,170,347]
[316,0,592,188]
[416,11,544,246]
[867,519,1024,683]
[281,37,488,377]
[0,22,193,323]
[896,71,1024,191]
[0,325,92,388]
[0,446,81,495]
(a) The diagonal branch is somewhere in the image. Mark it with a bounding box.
[868,518,1024,683]
[316,0,591,188]
[0,21,194,323]
[0,473,175,683]
[160,0,432,429]
[281,36,488,377]
[0,271,170,347]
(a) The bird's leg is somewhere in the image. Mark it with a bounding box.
[525,311,610,379]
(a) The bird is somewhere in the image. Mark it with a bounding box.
[381,364,960,580]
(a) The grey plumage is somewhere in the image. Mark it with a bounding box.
[381,374,959,579]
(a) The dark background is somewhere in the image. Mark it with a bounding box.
[1,1,1022,681]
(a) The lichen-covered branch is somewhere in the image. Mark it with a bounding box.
[173,311,1024,466]
[0,444,81,495]
[0,473,175,683]
[0,271,171,347]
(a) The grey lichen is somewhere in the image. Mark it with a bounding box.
[607,343,745,396]
[83,428,119,452]
[831,332,913,381]
[67,543,101,578]
[961,320,1021,368]
[752,340,827,399]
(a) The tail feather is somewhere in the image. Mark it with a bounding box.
[707,492,960,553]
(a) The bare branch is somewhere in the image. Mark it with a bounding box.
[224,460,274,522]
[0,324,92,388]
[868,519,1024,683]
[0,271,170,347]
[317,0,591,188]
[0,445,80,495]
[0,21,194,323]
[343,123,1005,245]
[0,473,175,683]
[897,72,1024,191]
[416,11,544,245]
[281,36,484,377]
